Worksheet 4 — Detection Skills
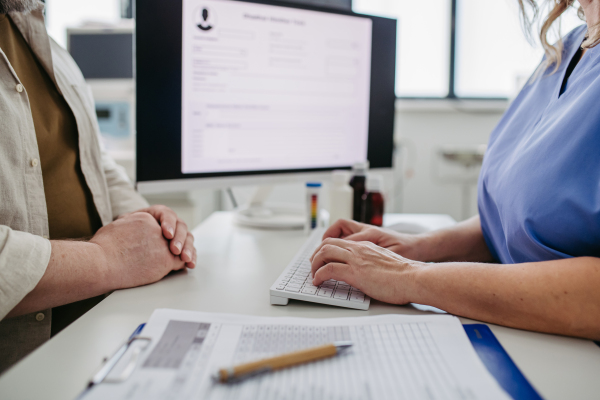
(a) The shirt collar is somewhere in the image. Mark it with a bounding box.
[8,6,59,89]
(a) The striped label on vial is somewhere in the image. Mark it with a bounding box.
[311,194,318,228]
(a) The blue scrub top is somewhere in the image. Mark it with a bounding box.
[478,25,600,264]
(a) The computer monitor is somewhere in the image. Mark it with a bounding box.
[135,0,396,195]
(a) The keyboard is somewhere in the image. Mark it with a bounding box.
[270,228,371,310]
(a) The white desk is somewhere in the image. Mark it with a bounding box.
[1,212,599,399]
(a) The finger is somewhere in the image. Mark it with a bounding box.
[180,232,195,263]
[322,219,365,241]
[170,219,188,256]
[138,206,177,239]
[313,262,351,286]
[186,248,197,269]
[310,237,354,262]
[310,244,352,277]
[344,230,378,243]
[158,208,178,240]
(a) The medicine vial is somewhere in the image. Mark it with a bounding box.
[364,175,384,227]
[349,161,369,222]
[329,170,353,225]
[305,182,322,232]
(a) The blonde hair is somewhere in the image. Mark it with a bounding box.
[518,0,599,73]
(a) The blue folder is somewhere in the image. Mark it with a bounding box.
[463,324,543,400]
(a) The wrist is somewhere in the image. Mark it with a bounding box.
[89,241,121,291]
[403,260,430,304]
[399,233,437,262]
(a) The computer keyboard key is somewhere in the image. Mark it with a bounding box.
[333,290,349,300]
[337,283,351,290]
[317,288,333,297]
[276,285,286,291]
[350,293,365,302]
[285,286,301,292]
[301,287,318,295]
[320,283,335,289]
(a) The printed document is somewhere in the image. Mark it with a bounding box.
[82,310,511,400]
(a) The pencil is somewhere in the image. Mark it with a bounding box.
[215,341,353,383]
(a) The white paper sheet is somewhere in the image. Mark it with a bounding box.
[82,309,511,400]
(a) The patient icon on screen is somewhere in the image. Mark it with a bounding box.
[196,7,214,31]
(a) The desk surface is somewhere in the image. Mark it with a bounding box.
[1,212,599,399]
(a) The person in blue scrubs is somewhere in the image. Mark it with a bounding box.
[309,1,600,340]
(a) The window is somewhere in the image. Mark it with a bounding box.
[353,0,451,97]
[45,0,121,48]
[353,0,585,99]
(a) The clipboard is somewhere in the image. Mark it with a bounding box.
[83,322,544,400]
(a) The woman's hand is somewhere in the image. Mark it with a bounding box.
[319,219,427,260]
[310,237,423,305]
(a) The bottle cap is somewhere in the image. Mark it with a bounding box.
[306,182,322,188]
[366,174,383,193]
[352,161,369,175]
[332,170,351,185]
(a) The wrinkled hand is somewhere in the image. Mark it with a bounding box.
[310,238,422,305]
[320,219,424,260]
[127,205,196,268]
[91,212,190,289]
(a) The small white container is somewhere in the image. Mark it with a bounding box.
[329,170,353,226]
[305,182,322,232]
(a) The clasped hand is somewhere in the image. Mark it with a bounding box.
[90,205,197,291]
[310,219,424,305]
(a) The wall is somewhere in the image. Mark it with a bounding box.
[394,100,506,221]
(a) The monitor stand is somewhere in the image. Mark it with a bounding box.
[234,186,305,230]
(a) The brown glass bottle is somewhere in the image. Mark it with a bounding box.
[349,175,366,221]
[364,191,384,227]
[349,162,369,222]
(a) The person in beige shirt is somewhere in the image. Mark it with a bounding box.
[0,0,197,373]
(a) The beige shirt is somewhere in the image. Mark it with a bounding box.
[0,7,149,372]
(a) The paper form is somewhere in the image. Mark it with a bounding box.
[82,310,511,400]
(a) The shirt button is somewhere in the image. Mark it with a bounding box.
[16,84,24,93]
[35,312,45,322]
[30,158,39,167]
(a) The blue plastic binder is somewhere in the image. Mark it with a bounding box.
[463,324,544,400]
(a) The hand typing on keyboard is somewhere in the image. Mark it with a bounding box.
[309,236,424,306]
[315,219,431,262]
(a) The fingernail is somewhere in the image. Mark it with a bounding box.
[174,241,182,251]
[168,227,174,237]
[184,249,192,260]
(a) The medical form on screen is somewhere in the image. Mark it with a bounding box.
[181,0,373,174]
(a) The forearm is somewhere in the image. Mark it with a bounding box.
[409,257,600,340]
[412,216,494,263]
[6,241,114,318]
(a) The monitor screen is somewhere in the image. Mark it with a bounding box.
[136,0,396,188]
[181,0,372,174]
